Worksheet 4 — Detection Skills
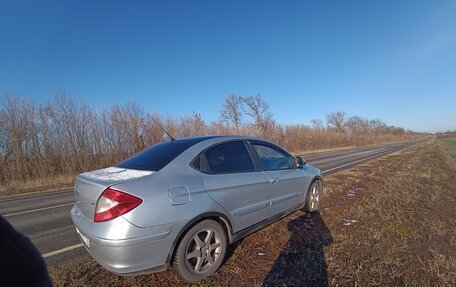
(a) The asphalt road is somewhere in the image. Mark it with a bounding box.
[0,140,421,268]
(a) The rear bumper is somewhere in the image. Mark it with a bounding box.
[71,206,185,275]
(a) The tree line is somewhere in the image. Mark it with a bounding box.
[0,92,423,189]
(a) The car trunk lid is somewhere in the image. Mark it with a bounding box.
[74,167,154,220]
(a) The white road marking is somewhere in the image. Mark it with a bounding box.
[3,202,74,217]
[322,148,397,174]
[42,243,83,258]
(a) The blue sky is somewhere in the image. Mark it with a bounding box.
[0,1,455,132]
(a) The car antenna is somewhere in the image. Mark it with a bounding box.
[147,113,175,141]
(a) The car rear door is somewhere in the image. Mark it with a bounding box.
[249,141,307,219]
[197,140,270,233]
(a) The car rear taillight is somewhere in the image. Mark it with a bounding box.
[94,187,143,222]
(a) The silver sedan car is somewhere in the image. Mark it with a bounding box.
[71,135,322,282]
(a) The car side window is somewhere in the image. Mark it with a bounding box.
[203,141,255,174]
[252,144,295,170]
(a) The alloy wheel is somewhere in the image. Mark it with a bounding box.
[309,185,320,209]
[185,228,222,274]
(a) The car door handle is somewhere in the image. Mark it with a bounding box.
[269,178,280,184]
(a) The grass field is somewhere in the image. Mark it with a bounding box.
[439,137,456,158]
[49,140,456,286]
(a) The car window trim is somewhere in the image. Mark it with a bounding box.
[244,140,264,171]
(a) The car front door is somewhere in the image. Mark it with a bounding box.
[250,141,307,219]
[198,140,270,233]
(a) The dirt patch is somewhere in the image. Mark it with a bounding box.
[49,140,456,286]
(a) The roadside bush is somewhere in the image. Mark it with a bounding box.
[0,92,424,189]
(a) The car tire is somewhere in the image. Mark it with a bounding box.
[304,180,321,213]
[173,219,227,282]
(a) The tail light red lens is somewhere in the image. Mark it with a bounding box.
[94,187,143,222]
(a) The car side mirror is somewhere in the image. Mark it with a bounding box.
[296,156,306,168]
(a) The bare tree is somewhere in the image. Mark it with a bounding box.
[346,116,369,134]
[369,119,387,134]
[47,91,94,171]
[207,119,229,135]
[220,94,243,132]
[143,113,166,146]
[190,112,206,136]
[177,112,206,137]
[326,111,347,132]
[310,118,325,130]
[0,92,423,190]
[242,94,273,136]
[0,105,9,161]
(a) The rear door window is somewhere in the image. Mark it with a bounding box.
[203,141,255,174]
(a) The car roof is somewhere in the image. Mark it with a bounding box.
[175,135,287,153]
[174,135,258,143]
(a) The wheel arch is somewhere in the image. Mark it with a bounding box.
[311,175,324,189]
[166,212,233,265]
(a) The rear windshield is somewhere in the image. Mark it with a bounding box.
[117,138,207,171]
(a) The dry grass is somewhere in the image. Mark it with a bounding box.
[439,137,456,158]
[49,140,456,286]
[0,175,74,198]
[321,140,456,286]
